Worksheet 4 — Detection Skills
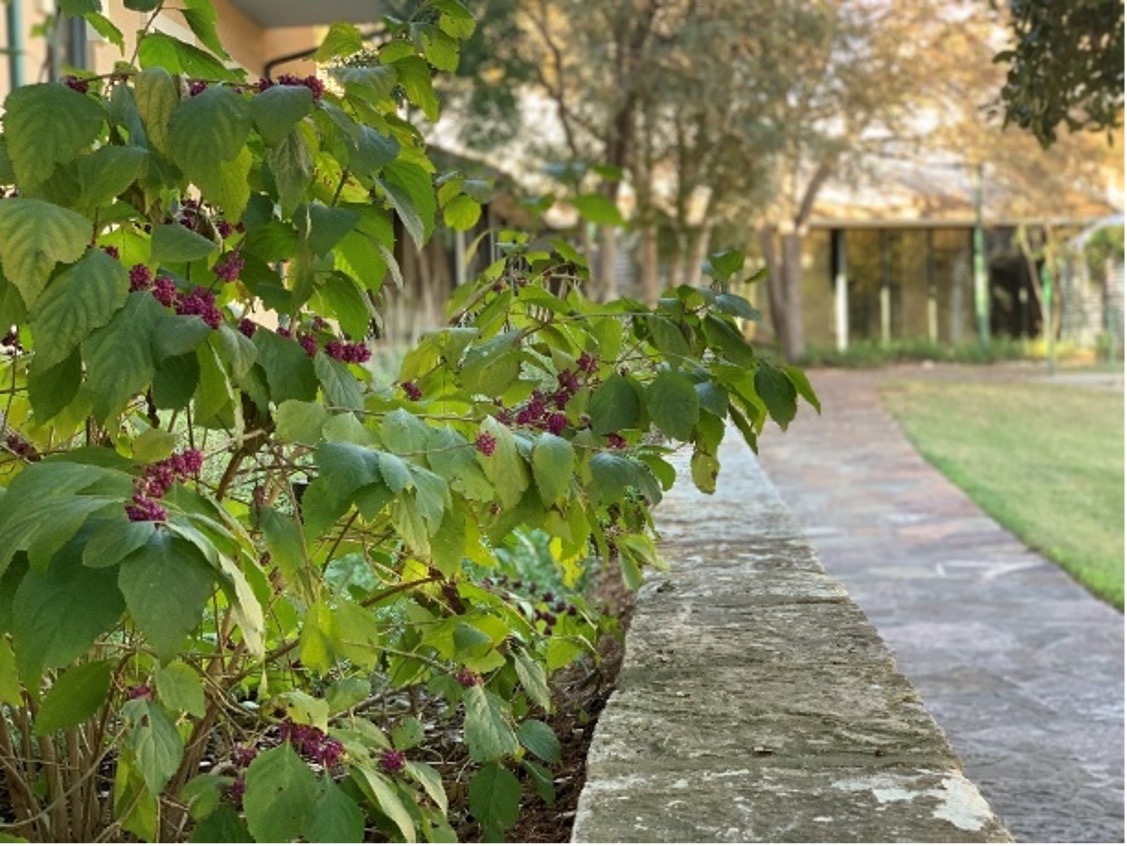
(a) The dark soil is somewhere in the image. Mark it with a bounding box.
[506,571,634,843]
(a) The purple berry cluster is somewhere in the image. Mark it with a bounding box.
[1,329,22,354]
[454,668,482,688]
[492,356,600,437]
[474,432,497,456]
[125,684,154,700]
[238,318,258,338]
[125,448,203,523]
[380,749,407,774]
[401,380,423,401]
[129,265,225,329]
[62,76,89,94]
[258,74,325,101]
[175,286,224,329]
[324,340,372,364]
[4,432,39,461]
[278,720,344,768]
[212,251,244,282]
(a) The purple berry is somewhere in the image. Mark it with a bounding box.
[402,381,422,401]
[475,432,497,457]
[380,749,407,774]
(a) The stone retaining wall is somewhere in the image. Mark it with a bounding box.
[571,437,1012,843]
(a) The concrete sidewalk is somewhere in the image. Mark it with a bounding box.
[756,365,1124,843]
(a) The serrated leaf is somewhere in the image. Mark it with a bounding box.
[268,129,313,216]
[119,532,215,660]
[251,84,313,146]
[243,744,320,843]
[308,203,360,256]
[754,364,798,430]
[30,249,128,369]
[0,199,91,308]
[168,86,251,177]
[392,55,439,121]
[82,292,164,423]
[28,346,82,422]
[85,10,125,50]
[181,0,228,59]
[463,685,519,762]
[703,248,744,280]
[316,272,370,340]
[307,777,365,843]
[379,161,434,248]
[151,223,218,263]
[34,660,112,734]
[355,766,417,843]
[531,433,573,505]
[714,292,760,320]
[137,33,240,81]
[702,314,756,367]
[517,719,560,763]
[392,716,425,750]
[82,519,156,569]
[646,370,699,441]
[195,145,252,222]
[783,364,820,413]
[13,547,125,684]
[122,698,185,795]
[330,65,398,106]
[648,315,691,359]
[477,416,529,509]
[275,399,329,444]
[513,650,550,711]
[314,353,364,410]
[252,329,317,403]
[589,373,639,435]
[405,761,448,813]
[314,21,364,62]
[77,145,148,213]
[467,763,520,831]
[589,452,637,504]
[133,67,178,155]
[433,0,476,37]
[3,83,104,186]
[155,660,206,717]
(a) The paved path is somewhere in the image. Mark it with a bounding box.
[756,365,1124,843]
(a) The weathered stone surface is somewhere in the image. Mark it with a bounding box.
[572,439,1011,843]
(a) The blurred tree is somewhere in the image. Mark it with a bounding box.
[994,0,1124,148]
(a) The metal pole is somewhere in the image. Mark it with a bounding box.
[972,163,990,346]
[6,0,24,90]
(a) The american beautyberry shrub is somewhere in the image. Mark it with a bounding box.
[0,1,817,843]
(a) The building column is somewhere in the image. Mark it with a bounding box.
[972,163,991,343]
[926,229,938,343]
[880,229,891,345]
[832,228,849,351]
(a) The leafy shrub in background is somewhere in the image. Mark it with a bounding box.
[0,0,815,841]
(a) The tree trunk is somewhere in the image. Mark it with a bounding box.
[757,226,786,349]
[680,224,713,286]
[638,223,659,304]
[597,224,619,301]
[780,232,806,362]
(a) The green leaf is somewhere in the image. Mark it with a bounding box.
[276,690,330,732]
[155,660,206,717]
[259,507,313,603]
[82,519,156,569]
[181,0,228,59]
[354,766,417,843]
[314,21,364,62]
[463,685,519,762]
[189,804,252,842]
[517,719,560,763]
[406,761,448,813]
[379,161,435,248]
[648,315,691,359]
[34,660,112,734]
[0,199,91,308]
[573,193,624,226]
[84,11,125,51]
[195,145,252,222]
[137,33,240,81]
[589,373,639,435]
[60,0,99,14]
[251,84,313,147]
[275,399,329,444]
[12,532,125,682]
[755,364,798,430]
[30,249,129,369]
[267,129,313,216]
[168,86,252,177]
[316,272,371,340]
[513,650,550,712]
[783,364,821,413]
[77,145,148,213]
[28,348,82,423]
[589,452,637,504]
[392,55,439,121]
[703,248,744,280]
[133,67,178,155]
[433,0,476,37]
[0,638,20,707]
[307,777,365,843]
[714,292,760,320]
[180,773,225,823]
[531,433,574,505]
[122,698,184,795]
[213,324,257,377]
[3,83,104,186]
[252,329,318,403]
[119,532,216,660]
[477,416,530,509]
[442,194,481,230]
[307,203,360,256]
[244,744,320,843]
[646,370,699,441]
[330,65,399,107]
[132,428,175,463]
[125,0,160,10]
[392,716,425,751]
[153,352,200,411]
[523,759,555,804]
[695,380,730,418]
[82,292,164,423]
[467,763,521,831]
[702,314,757,367]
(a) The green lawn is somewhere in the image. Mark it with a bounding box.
[881,379,1125,610]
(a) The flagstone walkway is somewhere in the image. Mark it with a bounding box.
[756,365,1125,843]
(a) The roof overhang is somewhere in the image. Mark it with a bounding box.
[227,0,382,27]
